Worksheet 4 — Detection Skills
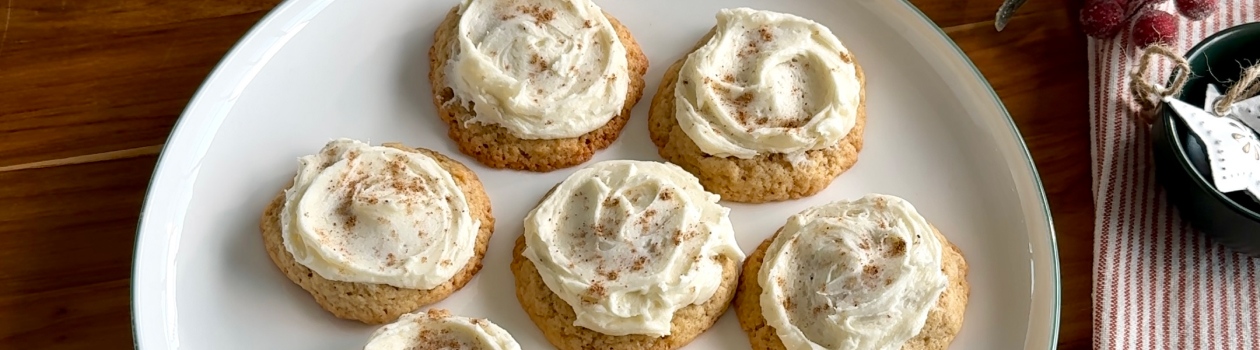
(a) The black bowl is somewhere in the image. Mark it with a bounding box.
[1153,22,1260,257]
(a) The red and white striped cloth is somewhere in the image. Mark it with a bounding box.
[1089,2,1260,349]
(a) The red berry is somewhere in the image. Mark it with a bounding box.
[1080,0,1126,38]
[1176,0,1219,20]
[1131,10,1179,48]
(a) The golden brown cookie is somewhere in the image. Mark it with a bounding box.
[428,5,648,172]
[733,227,969,350]
[260,143,495,324]
[509,235,740,350]
[648,26,867,204]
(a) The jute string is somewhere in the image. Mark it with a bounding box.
[1129,44,1190,125]
[1214,65,1260,116]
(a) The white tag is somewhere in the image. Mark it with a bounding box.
[1163,96,1260,202]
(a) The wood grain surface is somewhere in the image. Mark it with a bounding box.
[0,0,1093,349]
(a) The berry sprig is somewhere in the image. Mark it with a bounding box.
[1080,0,1219,47]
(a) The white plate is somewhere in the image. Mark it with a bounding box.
[130,0,1061,349]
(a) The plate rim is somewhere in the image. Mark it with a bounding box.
[890,3,1062,349]
[128,0,1062,348]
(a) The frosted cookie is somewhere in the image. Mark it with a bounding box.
[363,309,521,350]
[648,8,866,203]
[259,139,495,324]
[428,0,649,172]
[510,160,746,350]
[733,194,969,350]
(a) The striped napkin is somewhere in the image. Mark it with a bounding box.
[1089,2,1260,349]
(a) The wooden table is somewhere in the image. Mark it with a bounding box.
[0,1,1093,348]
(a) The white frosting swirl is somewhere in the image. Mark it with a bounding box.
[522,160,744,336]
[447,0,631,139]
[363,309,521,350]
[674,8,861,158]
[758,194,947,350]
[280,139,480,290]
